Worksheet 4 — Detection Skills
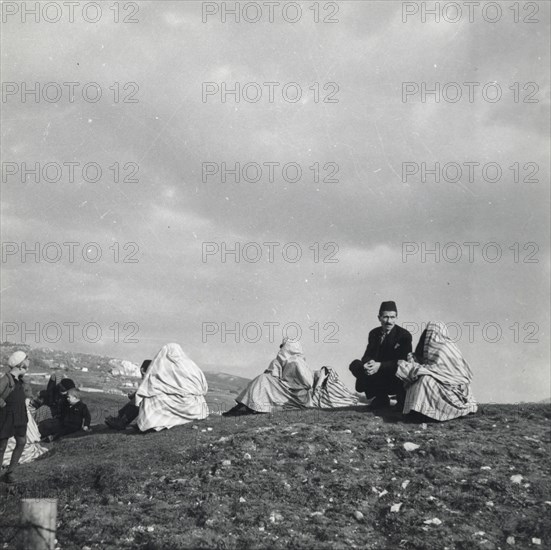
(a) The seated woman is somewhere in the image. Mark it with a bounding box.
[396,321,478,421]
[224,339,357,416]
[105,360,152,430]
[135,344,208,432]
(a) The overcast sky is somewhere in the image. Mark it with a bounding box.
[1,1,549,403]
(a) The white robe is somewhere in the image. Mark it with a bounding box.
[237,341,357,412]
[135,343,208,431]
[2,399,48,466]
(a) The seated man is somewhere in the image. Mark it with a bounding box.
[105,360,151,430]
[349,301,412,409]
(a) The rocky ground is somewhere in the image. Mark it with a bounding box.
[1,392,549,550]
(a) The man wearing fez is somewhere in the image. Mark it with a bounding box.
[349,301,412,409]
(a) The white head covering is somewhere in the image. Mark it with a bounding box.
[8,351,28,368]
[277,337,304,361]
[135,343,208,406]
[266,338,313,389]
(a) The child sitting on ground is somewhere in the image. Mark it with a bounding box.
[44,388,91,441]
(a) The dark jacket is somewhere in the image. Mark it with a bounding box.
[0,373,32,408]
[360,325,413,371]
[61,401,91,431]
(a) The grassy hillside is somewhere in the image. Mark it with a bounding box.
[1,395,549,549]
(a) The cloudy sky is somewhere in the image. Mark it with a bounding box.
[1,1,549,403]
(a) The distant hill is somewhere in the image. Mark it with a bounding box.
[0,342,250,400]
[203,370,251,394]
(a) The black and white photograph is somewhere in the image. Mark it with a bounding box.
[1,1,550,548]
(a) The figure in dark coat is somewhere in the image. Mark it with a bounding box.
[105,360,152,430]
[349,301,412,409]
[0,351,32,483]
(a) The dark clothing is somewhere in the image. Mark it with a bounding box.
[350,324,413,399]
[349,359,404,399]
[46,376,76,418]
[0,378,28,439]
[360,325,413,368]
[0,373,32,407]
[60,401,91,433]
[118,401,139,423]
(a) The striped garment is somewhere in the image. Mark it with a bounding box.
[397,322,478,421]
[135,343,209,431]
[236,340,357,412]
[312,367,358,409]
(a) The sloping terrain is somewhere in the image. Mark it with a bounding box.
[1,395,549,550]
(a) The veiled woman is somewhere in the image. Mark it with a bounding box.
[135,343,208,431]
[223,338,357,415]
[396,322,477,421]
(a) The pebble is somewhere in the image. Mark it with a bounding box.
[222,460,231,467]
[207,427,213,431]
[390,503,402,513]
[243,453,252,460]
[239,497,246,503]
[401,480,410,490]
[480,466,492,471]
[424,518,442,525]
[403,442,420,452]
[269,512,284,523]
[532,538,541,545]
[506,536,515,545]
[378,490,388,498]
[474,531,485,536]
[510,474,523,484]
[353,510,364,521]
[147,526,154,532]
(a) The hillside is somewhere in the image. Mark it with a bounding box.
[0,342,250,412]
[1,395,549,549]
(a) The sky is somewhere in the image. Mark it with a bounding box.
[1,0,549,403]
